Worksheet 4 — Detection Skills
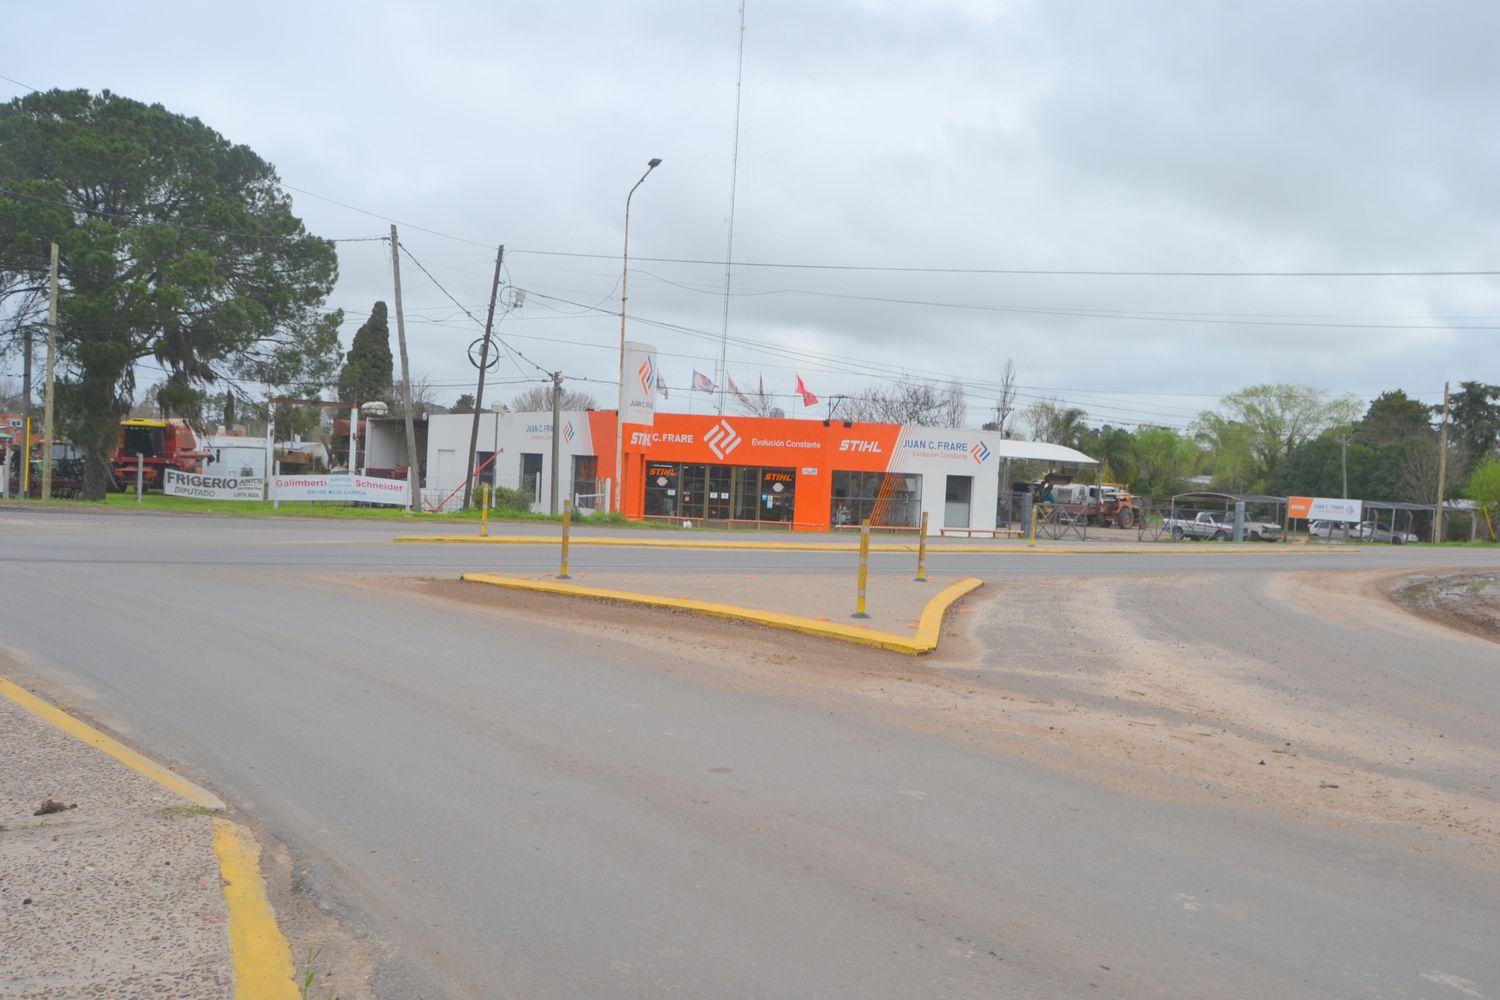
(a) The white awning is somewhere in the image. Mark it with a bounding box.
[988,439,1098,465]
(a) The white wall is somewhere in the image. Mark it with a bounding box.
[422,411,599,512]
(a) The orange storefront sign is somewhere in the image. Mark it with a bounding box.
[616,414,903,528]
[1287,496,1313,519]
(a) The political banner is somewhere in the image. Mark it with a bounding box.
[164,468,264,501]
[620,341,657,426]
[272,474,409,506]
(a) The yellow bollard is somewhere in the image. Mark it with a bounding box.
[480,483,490,537]
[558,499,572,579]
[915,511,929,582]
[1029,504,1038,548]
[852,518,871,619]
[21,417,30,497]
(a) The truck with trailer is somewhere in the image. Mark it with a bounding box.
[1046,479,1143,529]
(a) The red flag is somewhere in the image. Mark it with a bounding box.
[795,374,818,407]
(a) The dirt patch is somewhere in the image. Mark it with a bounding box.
[1394,572,1500,644]
[396,571,1500,871]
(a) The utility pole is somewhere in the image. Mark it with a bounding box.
[549,370,564,515]
[464,245,504,510]
[390,226,421,512]
[1434,381,1451,544]
[1338,432,1350,499]
[20,319,31,500]
[40,242,58,501]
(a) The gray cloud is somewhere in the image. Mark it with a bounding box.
[7,0,1496,428]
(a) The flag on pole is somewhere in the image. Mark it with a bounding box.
[655,373,669,399]
[795,374,819,407]
[726,373,751,409]
[692,370,717,392]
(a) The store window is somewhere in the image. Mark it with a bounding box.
[572,455,599,504]
[644,462,679,517]
[520,453,543,504]
[832,471,921,527]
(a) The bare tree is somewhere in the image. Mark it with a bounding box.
[991,357,1018,437]
[510,385,598,412]
[733,374,778,418]
[392,374,451,416]
[843,378,967,428]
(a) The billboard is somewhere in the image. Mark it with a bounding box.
[164,468,264,501]
[1288,496,1363,522]
[620,341,657,426]
[272,474,409,506]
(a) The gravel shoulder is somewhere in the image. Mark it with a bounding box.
[0,693,233,999]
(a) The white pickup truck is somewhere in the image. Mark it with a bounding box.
[1163,510,1282,542]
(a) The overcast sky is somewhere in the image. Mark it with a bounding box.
[7,0,1499,430]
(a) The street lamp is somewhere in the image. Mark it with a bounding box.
[615,157,662,513]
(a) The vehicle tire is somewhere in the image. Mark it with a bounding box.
[1214,530,1229,541]
[1117,509,1134,529]
[1171,526,1184,541]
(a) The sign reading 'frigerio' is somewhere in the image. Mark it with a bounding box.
[273,474,409,506]
[164,468,264,501]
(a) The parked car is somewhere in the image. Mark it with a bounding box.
[1309,519,1355,539]
[1354,522,1418,544]
[1163,510,1282,541]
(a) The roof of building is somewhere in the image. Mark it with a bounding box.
[989,439,1098,465]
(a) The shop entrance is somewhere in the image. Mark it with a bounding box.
[643,463,797,526]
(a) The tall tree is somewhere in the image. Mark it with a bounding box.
[1198,384,1360,492]
[1447,381,1500,473]
[0,89,341,498]
[1024,397,1088,448]
[1356,389,1434,446]
[989,357,1018,437]
[336,301,393,412]
[450,393,476,414]
[1130,426,1201,497]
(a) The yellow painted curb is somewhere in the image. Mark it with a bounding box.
[214,819,300,1000]
[460,573,983,654]
[0,674,298,998]
[0,674,224,809]
[402,534,1350,556]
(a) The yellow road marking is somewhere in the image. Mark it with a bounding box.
[401,534,1349,555]
[214,819,299,1000]
[0,674,223,809]
[460,573,983,654]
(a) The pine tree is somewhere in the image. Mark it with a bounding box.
[337,302,394,411]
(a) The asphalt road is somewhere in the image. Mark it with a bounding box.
[2,509,1496,999]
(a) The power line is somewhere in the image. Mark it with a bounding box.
[511,247,1500,279]
[397,242,551,379]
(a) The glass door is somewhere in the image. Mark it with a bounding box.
[679,464,707,520]
[707,466,732,520]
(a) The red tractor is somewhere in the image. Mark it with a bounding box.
[111,418,209,491]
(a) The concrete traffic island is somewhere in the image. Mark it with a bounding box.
[460,570,984,654]
[0,678,299,999]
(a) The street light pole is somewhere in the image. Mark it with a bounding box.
[615,157,662,513]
